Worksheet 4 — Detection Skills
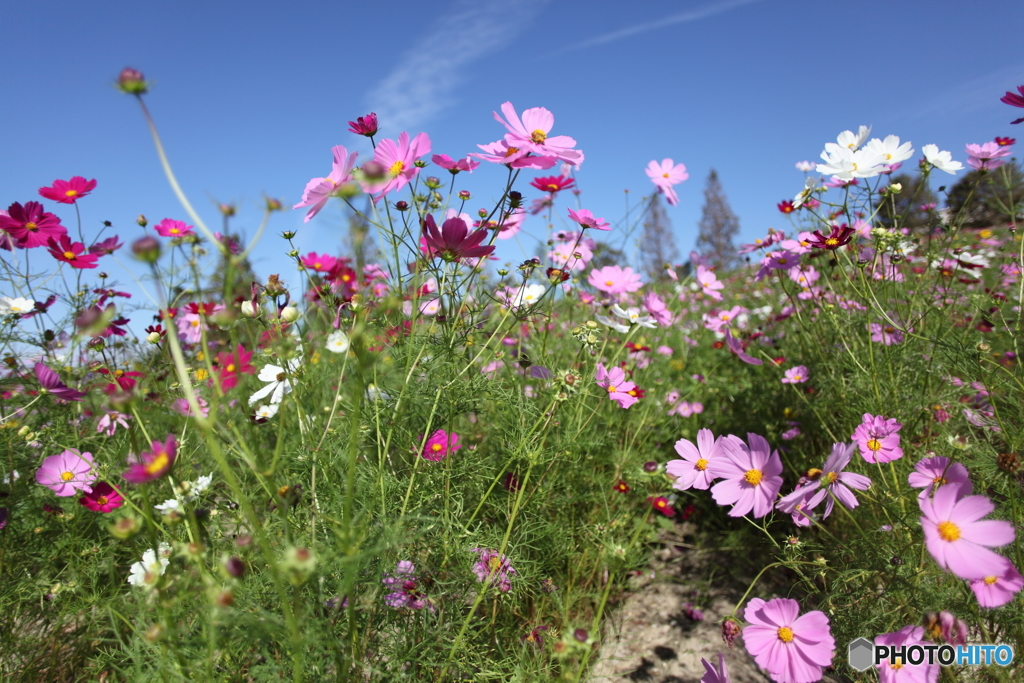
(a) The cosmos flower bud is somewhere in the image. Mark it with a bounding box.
[117,68,148,95]
[361,160,386,179]
[424,176,442,189]
[146,331,162,344]
[458,190,471,200]
[110,516,141,539]
[394,201,409,211]
[240,301,258,318]
[265,196,284,211]
[136,214,148,227]
[280,305,300,322]
[224,556,246,579]
[131,235,161,263]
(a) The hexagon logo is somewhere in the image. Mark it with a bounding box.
[848,637,875,672]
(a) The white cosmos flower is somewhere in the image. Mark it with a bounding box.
[836,125,872,150]
[326,330,350,354]
[0,296,35,315]
[127,544,171,588]
[863,135,914,165]
[921,144,964,175]
[254,403,279,420]
[795,160,815,172]
[793,176,818,208]
[817,144,884,179]
[507,283,546,309]
[610,305,657,328]
[595,314,630,333]
[155,498,182,514]
[248,359,300,405]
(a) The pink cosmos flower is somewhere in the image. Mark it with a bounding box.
[361,132,431,201]
[645,159,688,206]
[918,483,1015,580]
[548,241,593,272]
[172,396,210,418]
[1001,84,1024,124]
[90,235,123,256]
[431,153,479,174]
[703,306,746,334]
[696,265,724,301]
[97,410,131,436]
[39,177,97,204]
[869,321,906,345]
[421,429,460,462]
[422,214,495,263]
[215,344,256,391]
[851,414,903,463]
[0,201,67,248]
[742,597,834,683]
[492,101,583,166]
[154,218,195,238]
[347,112,378,137]
[800,442,871,520]
[755,250,802,281]
[567,207,610,231]
[724,328,763,366]
[79,482,124,513]
[739,231,784,254]
[530,175,575,193]
[293,145,359,221]
[965,141,1013,171]
[642,291,673,327]
[907,456,971,499]
[781,365,809,384]
[48,234,99,269]
[708,433,783,518]
[471,548,516,592]
[36,449,96,496]
[383,560,432,610]
[35,362,86,401]
[470,139,558,169]
[123,435,177,484]
[699,653,730,683]
[594,363,638,409]
[667,429,738,491]
[970,559,1024,608]
[874,626,937,683]
[587,265,642,295]
[301,252,338,274]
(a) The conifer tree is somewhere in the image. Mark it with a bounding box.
[694,169,740,270]
[639,194,680,282]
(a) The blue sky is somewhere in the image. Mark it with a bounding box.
[2,0,1023,307]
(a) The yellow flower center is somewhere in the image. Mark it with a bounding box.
[65,189,79,197]
[778,258,788,265]
[389,160,405,176]
[488,556,503,571]
[695,458,708,471]
[190,319,200,327]
[25,222,38,231]
[937,520,961,542]
[531,129,547,143]
[932,476,947,485]
[63,251,75,259]
[825,238,838,246]
[314,262,321,269]
[546,183,559,191]
[867,439,882,451]
[605,280,614,286]
[504,146,520,158]
[745,469,763,486]
[892,662,903,670]
[431,443,443,453]
[97,496,108,505]
[662,172,670,178]
[145,451,169,475]
[226,363,236,373]
[607,385,617,393]
[984,576,998,585]
[825,471,838,484]
[777,626,794,642]
[170,228,180,235]
[61,471,75,481]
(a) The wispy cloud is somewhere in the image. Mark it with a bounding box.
[898,64,1024,124]
[365,0,550,133]
[558,0,762,53]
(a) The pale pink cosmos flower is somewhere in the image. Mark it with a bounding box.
[970,559,1024,608]
[36,449,96,496]
[668,400,704,417]
[695,265,724,301]
[755,250,801,281]
[908,456,971,500]
[383,560,432,610]
[492,102,583,166]
[431,153,479,174]
[708,433,783,518]
[594,362,638,409]
[172,396,210,418]
[964,141,1012,171]
[97,410,131,436]
[567,207,610,231]
[724,328,762,366]
[781,365,809,384]
[293,145,359,221]
[851,414,903,463]
[667,429,738,491]
[642,292,673,327]
[874,626,937,683]
[800,442,871,520]
[869,320,907,345]
[919,483,1015,580]
[548,241,593,272]
[470,139,558,169]
[699,653,730,683]
[742,597,834,683]
[645,159,688,206]
[587,265,642,295]
[703,306,746,334]
[360,132,431,201]
[739,230,784,255]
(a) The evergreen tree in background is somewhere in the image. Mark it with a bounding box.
[946,160,1024,229]
[877,173,939,231]
[695,168,740,270]
[639,194,680,282]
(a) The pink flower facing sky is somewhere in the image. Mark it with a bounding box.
[38,177,97,204]
[907,456,971,500]
[471,548,516,592]
[970,560,1024,608]
[0,201,67,248]
[708,433,783,518]
[918,482,1015,580]
[360,132,431,201]
[79,482,124,513]
[48,234,99,269]
[588,265,642,295]
[567,207,610,231]
[667,429,739,491]
[431,153,479,174]
[154,218,195,238]
[123,435,177,484]
[492,101,583,166]
[293,145,359,222]
[851,413,903,463]
[645,158,688,206]
[421,429,460,462]
[781,365,809,384]
[595,363,638,409]
[97,410,131,436]
[742,597,835,683]
[874,626,938,683]
[36,449,97,496]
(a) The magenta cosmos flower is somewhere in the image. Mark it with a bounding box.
[35,362,86,401]
[588,265,642,295]
[421,429,460,462]
[708,433,783,518]
[79,482,124,513]
[471,547,516,592]
[742,597,834,683]
[1001,84,1024,124]
[39,177,97,204]
[907,456,971,499]
[874,626,937,683]
[851,413,903,463]
[300,252,338,274]
[567,207,610,231]
[154,218,195,238]
[360,132,431,201]
[645,158,688,206]
[970,559,1024,608]
[293,145,359,222]
[724,328,763,366]
[919,483,1015,580]
[780,365,809,384]
[0,201,67,248]
[36,449,96,496]
[422,214,494,263]
[492,101,583,166]
[347,112,378,137]
[48,234,99,269]
[667,429,739,491]
[594,362,638,409]
[123,435,177,484]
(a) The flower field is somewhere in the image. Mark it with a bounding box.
[0,70,1022,682]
